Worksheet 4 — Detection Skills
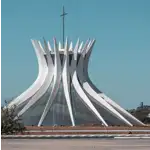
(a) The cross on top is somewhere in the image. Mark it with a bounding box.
[60,6,68,48]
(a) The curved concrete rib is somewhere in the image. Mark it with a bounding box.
[48,41,52,52]
[17,40,54,118]
[62,39,75,126]
[83,41,144,126]
[38,38,62,126]
[100,93,145,126]
[78,42,83,53]
[71,40,108,126]
[78,40,133,126]
[69,42,73,51]
[8,40,48,108]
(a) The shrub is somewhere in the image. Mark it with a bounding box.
[1,101,26,135]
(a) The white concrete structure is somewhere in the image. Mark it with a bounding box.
[8,38,144,126]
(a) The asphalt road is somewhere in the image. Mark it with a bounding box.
[2,139,150,150]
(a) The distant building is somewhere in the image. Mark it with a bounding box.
[137,104,150,110]
[140,102,144,108]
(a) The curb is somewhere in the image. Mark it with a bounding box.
[1,134,114,139]
[114,136,150,139]
[2,134,150,139]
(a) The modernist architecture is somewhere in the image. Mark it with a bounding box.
[8,38,144,126]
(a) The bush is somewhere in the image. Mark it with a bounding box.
[1,102,26,135]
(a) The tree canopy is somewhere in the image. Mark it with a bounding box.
[1,102,26,135]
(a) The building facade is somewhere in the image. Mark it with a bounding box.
[8,38,144,126]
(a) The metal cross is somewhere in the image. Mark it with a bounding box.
[60,6,68,48]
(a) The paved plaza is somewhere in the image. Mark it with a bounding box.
[2,139,150,150]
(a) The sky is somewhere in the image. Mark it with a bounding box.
[1,0,150,109]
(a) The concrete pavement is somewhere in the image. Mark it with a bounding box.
[2,139,150,150]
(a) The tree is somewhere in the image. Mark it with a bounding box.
[1,101,26,135]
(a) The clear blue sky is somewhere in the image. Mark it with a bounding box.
[2,0,150,108]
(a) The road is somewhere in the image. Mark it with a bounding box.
[2,139,150,150]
